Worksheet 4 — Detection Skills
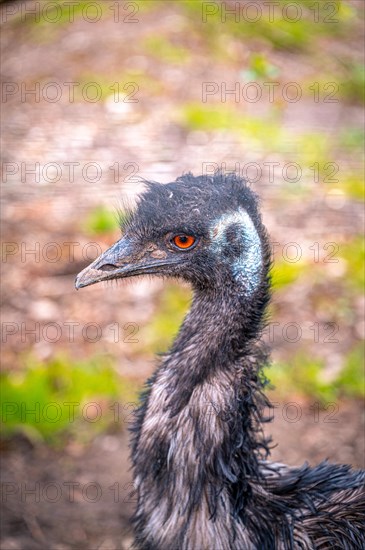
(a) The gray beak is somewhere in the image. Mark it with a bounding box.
[75,237,135,289]
[75,237,176,289]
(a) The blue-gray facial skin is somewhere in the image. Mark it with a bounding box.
[210,208,262,296]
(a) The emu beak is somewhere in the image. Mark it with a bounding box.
[75,237,174,289]
[75,238,133,289]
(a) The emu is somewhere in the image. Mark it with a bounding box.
[76,173,364,549]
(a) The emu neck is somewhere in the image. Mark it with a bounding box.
[165,285,266,407]
[133,283,269,548]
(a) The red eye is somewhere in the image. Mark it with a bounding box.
[172,235,196,249]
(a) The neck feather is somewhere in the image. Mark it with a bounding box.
[165,283,270,412]
[131,278,272,548]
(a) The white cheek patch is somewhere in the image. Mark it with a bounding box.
[210,209,262,295]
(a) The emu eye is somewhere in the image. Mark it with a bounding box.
[172,234,196,250]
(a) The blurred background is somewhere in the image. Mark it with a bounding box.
[1,0,364,548]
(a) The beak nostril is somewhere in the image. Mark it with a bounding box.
[98,264,118,272]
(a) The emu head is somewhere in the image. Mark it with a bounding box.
[75,173,270,296]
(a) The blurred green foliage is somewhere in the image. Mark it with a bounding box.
[268,343,365,401]
[179,103,282,149]
[272,235,365,294]
[81,205,117,236]
[340,62,365,105]
[143,35,191,64]
[339,236,365,291]
[335,345,365,398]
[241,53,280,81]
[1,354,138,444]
[177,0,355,51]
[339,128,365,153]
[144,283,192,353]
[271,259,308,290]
